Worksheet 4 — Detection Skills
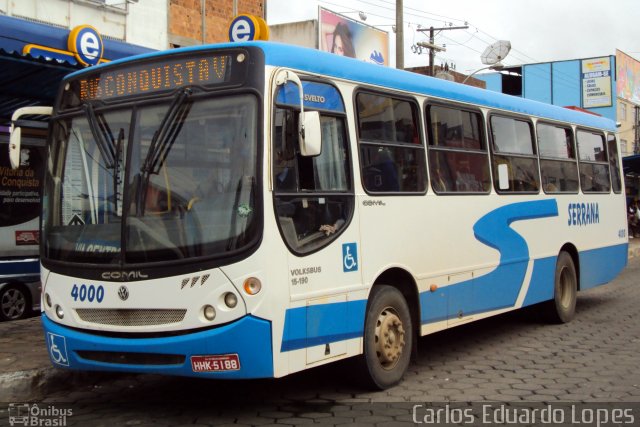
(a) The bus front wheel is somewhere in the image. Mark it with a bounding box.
[359,285,413,389]
[546,252,577,323]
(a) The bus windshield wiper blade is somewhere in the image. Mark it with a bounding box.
[141,88,193,175]
[113,128,125,215]
[137,88,193,214]
[84,103,116,168]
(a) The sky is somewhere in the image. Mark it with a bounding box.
[266,0,640,74]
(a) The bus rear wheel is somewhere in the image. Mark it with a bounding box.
[359,285,413,389]
[546,252,577,323]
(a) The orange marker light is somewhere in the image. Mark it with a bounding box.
[243,277,262,295]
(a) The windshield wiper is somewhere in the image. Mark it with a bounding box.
[138,88,193,213]
[141,88,193,175]
[84,103,116,168]
[113,128,125,215]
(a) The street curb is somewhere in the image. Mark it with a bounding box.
[0,368,57,401]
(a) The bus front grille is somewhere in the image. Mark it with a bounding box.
[75,308,187,327]
[77,350,185,365]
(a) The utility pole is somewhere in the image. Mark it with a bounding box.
[396,0,404,69]
[417,25,468,76]
[635,106,640,155]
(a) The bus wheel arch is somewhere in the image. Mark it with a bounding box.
[358,268,419,389]
[559,243,580,291]
[372,268,420,333]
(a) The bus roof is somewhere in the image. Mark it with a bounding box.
[66,41,617,132]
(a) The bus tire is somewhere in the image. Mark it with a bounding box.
[546,252,577,324]
[0,284,31,321]
[359,285,413,390]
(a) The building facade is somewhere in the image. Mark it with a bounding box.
[0,0,168,50]
[478,51,640,157]
[168,0,264,47]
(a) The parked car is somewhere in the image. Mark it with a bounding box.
[0,273,40,321]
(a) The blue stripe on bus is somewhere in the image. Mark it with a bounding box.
[421,200,558,323]
[578,243,628,289]
[281,300,366,352]
[42,314,274,378]
[469,200,559,313]
[521,256,557,306]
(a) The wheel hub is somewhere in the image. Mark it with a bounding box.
[375,308,405,369]
[2,289,26,319]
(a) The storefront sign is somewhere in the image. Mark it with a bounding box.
[22,25,107,67]
[68,25,104,66]
[228,15,269,42]
[581,57,612,108]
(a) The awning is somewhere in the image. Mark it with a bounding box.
[0,49,80,125]
[0,14,155,126]
[623,154,640,176]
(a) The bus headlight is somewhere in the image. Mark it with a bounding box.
[243,277,262,295]
[45,293,52,308]
[203,305,216,321]
[224,292,238,308]
[55,305,64,319]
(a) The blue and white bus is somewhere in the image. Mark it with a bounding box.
[12,42,626,389]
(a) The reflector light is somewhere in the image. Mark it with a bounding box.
[243,277,262,295]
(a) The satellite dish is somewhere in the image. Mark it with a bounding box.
[481,40,511,65]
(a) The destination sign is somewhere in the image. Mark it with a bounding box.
[61,52,244,108]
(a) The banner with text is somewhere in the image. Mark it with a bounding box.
[581,57,612,108]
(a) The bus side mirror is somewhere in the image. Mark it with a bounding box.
[9,127,21,169]
[274,69,322,157]
[9,106,53,169]
[299,110,321,156]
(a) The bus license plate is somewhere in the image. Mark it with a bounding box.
[191,354,240,372]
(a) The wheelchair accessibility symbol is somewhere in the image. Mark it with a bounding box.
[47,333,69,366]
[342,243,358,272]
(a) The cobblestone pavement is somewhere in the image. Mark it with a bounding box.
[1,257,639,425]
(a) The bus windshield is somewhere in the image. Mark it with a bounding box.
[43,94,259,264]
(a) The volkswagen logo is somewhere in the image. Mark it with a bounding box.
[118,286,129,301]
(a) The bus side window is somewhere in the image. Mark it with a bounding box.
[356,92,427,193]
[273,103,354,255]
[427,104,490,194]
[537,123,579,194]
[490,115,540,194]
[607,133,622,194]
[577,129,610,193]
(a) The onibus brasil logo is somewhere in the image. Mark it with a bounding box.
[8,403,73,426]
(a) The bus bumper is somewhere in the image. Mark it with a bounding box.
[42,314,274,379]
